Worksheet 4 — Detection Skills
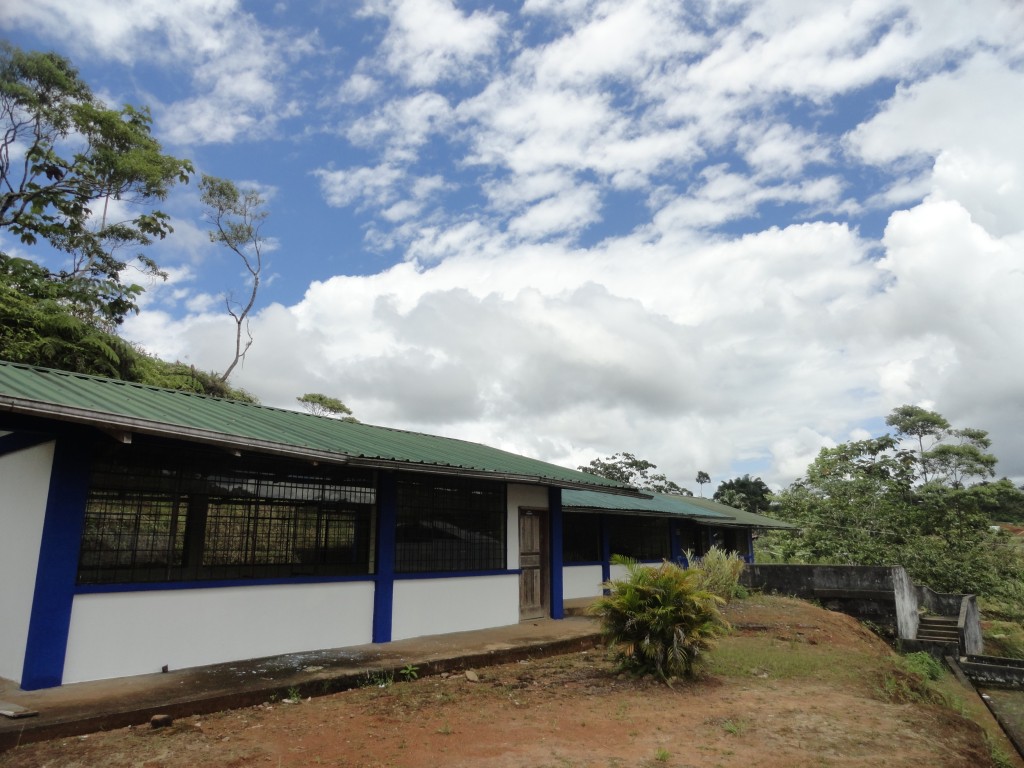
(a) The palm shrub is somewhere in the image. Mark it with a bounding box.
[589,556,730,681]
[688,546,746,602]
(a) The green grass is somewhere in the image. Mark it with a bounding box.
[983,620,1024,657]
[900,651,944,681]
[720,718,748,736]
[708,635,877,684]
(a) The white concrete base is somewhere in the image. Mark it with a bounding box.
[391,574,520,641]
[63,581,375,684]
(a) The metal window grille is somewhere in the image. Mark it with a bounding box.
[608,516,670,561]
[562,513,602,562]
[77,443,375,584]
[78,488,188,583]
[678,522,700,554]
[395,475,506,573]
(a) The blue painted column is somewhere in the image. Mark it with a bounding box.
[669,520,683,565]
[372,471,397,643]
[21,435,93,690]
[746,528,755,564]
[600,514,611,586]
[548,487,564,620]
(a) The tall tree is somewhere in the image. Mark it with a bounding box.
[765,410,1023,597]
[199,175,268,382]
[885,405,950,483]
[1,44,192,332]
[695,470,710,497]
[769,437,917,567]
[926,427,997,489]
[579,452,691,495]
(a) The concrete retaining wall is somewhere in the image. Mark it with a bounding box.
[960,595,984,656]
[917,585,966,616]
[740,564,917,640]
[960,655,1024,688]
[740,563,983,656]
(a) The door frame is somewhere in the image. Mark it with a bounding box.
[518,507,549,620]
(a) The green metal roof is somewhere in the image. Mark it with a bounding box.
[563,488,796,529]
[680,497,797,529]
[563,488,729,518]
[0,361,635,493]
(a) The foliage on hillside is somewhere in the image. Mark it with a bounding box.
[759,406,1024,637]
[0,46,257,402]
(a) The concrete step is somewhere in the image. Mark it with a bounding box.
[916,632,959,643]
[916,615,959,644]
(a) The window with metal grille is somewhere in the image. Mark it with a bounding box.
[678,521,700,555]
[77,442,376,584]
[562,512,601,562]
[608,516,669,561]
[395,475,506,573]
[79,487,188,583]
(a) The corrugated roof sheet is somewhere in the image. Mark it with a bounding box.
[563,488,729,518]
[0,361,634,493]
[563,488,796,529]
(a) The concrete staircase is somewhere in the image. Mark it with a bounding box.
[916,615,960,646]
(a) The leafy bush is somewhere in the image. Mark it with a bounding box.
[689,546,746,602]
[589,556,730,681]
[901,651,945,681]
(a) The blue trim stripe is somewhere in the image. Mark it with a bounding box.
[548,486,564,620]
[600,514,611,586]
[21,435,92,690]
[76,573,375,594]
[372,471,397,643]
[76,568,521,594]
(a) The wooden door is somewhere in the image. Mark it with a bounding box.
[519,510,548,620]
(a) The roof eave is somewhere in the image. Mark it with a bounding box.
[562,506,727,520]
[0,396,356,467]
[0,396,642,496]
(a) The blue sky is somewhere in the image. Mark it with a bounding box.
[3,0,1024,490]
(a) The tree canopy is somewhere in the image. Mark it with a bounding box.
[579,452,691,495]
[296,393,356,421]
[0,45,256,402]
[762,406,1024,601]
[884,404,998,488]
[1,44,193,330]
[713,474,773,515]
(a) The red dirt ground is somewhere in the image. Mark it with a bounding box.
[1,595,1019,768]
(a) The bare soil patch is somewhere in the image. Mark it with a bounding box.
[1,595,1019,768]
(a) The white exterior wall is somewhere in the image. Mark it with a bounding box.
[62,581,374,684]
[0,440,54,682]
[609,562,631,582]
[391,574,519,641]
[563,565,604,599]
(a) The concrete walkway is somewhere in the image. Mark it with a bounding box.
[0,616,601,752]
